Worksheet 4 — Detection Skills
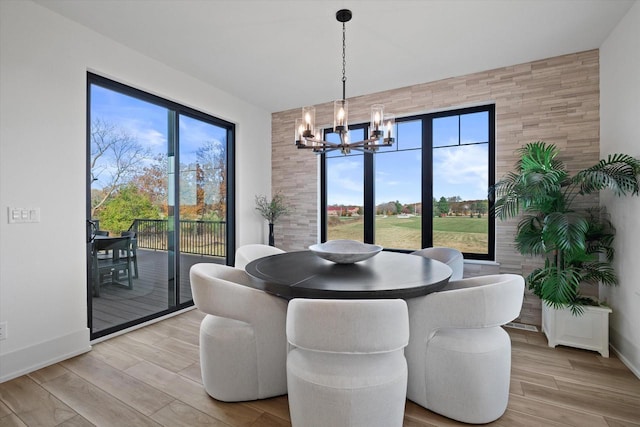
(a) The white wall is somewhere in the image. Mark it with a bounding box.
[0,0,271,381]
[599,0,640,377]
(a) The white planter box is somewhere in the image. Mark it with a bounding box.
[542,303,612,357]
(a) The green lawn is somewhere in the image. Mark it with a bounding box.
[327,215,488,253]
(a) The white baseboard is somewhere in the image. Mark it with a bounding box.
[0,328,91,383]
[610,343,640,380]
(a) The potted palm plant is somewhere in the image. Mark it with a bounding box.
[255,192,291,246]
[491,141,640,355]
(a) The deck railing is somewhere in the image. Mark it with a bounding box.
[131,219,226,257]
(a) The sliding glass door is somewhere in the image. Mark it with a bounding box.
[87,73,234,339]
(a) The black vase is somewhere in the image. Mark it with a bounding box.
[268,223,275,247]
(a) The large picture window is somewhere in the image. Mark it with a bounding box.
[322,105,494,260]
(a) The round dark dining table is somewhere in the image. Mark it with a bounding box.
[244,250,453,300]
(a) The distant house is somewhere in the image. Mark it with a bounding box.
[327,205,360,216]
[327,206,342,216]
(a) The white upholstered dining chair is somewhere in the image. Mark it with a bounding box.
[189,263,288,401]
[234,244,285,270]
[405,274,525,424]
[286,298,410,427]
[411,246,464,280]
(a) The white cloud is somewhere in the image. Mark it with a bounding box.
[433,144,488,200]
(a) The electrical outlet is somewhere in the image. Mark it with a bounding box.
[0,322,6,340]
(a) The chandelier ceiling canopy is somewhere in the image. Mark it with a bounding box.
[295,9,395,155]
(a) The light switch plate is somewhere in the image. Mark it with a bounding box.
[7,207,40,223]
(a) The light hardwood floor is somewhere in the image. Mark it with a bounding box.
[1,309,639,427]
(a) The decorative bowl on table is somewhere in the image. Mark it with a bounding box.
[308,239,383,264]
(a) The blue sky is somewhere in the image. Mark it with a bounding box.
[327,114,490,206]
[90,85,226,189]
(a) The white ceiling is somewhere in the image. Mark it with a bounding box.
[35,0,634,113]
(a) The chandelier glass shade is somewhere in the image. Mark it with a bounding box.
[295,9,395,155]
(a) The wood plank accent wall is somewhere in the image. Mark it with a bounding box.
[271,49,600,326]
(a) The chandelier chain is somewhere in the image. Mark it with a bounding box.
[341,21,346,99]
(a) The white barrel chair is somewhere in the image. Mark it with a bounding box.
[286,298,410,427]
[234,244,285,270]
[411,246,464,280]
[190,263,288,401]
[405,274,525,424]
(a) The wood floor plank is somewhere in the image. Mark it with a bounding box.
[178,362,203,385]
[521,382,640,423]
[150,321,200,347]
[124,324,171,346]
[249,412,290,427]
[555,377,640,407]
[152,336,200,362]
[0,401,11,418]
[514,354,640,395]
[57,414,96,427]
[125,360,262,427]
[107,334,194,372]
[0,376,77,426]
[524,332,549,347]
[506,393,609,426]
[605,417,640,427]
[403,401,480,426]
[41,371,161,427]
[149,400,228,426]
[510,379,525,396]
[61,352,174,416]
[87,339,143,371]
[511,366,559,389]
[512,341,583,368]
[598,355,631,370]
[569,358,640,381]
[402,417,438,427]
[493,408,581,427]
[244,395,290,422]
[505,328,530,343]
[27,363,69,385]
[0,413,28,427]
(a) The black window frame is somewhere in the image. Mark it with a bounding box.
[86,72,236,339]
[321,104,495,261]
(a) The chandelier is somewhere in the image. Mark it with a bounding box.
[295,9,395,155]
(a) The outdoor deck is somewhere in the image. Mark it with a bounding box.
[91,248,224,334]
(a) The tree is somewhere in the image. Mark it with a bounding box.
[437,197,449,216]
[394,200,403,215]
[91,119,151,217]
[99,185,162,234]
[376,201,397,216]
[130,153,168,216]
[179,140,227,221]
[196,139,227,220]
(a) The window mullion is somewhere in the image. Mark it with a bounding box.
[422,118,433,249]
[364,151,374,244]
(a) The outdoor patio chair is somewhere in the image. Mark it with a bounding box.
[120,230,139,278]
[92,236,133,297]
